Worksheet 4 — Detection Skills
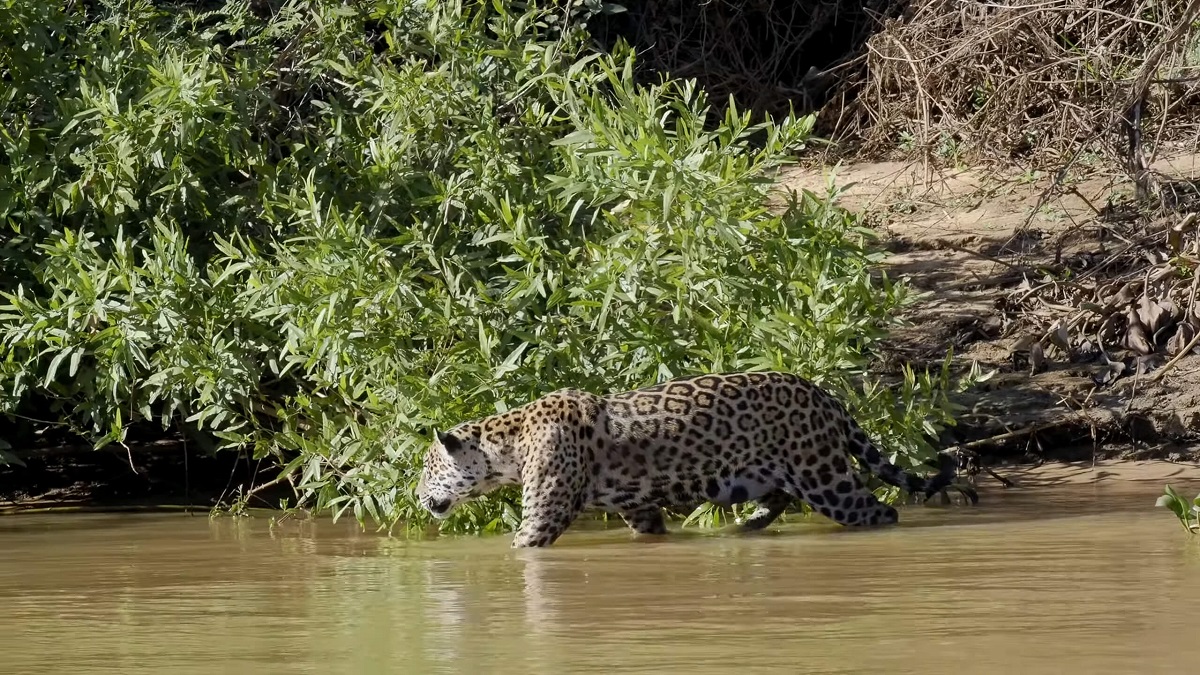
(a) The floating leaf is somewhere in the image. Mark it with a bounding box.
[1159,485,1198,533]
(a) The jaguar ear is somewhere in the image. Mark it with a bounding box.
[436,430,462,454]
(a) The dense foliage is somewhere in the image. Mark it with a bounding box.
[0,0,978,533]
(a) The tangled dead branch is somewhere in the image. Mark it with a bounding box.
[817,0,1200,166]
[588,0,1200,177]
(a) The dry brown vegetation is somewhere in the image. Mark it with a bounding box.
[735,0,1200,475]
[783,151,1200,477]
[819,0,1200,165]
[594,0,1200,166]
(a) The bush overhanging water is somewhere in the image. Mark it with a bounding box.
[0,0,979,533]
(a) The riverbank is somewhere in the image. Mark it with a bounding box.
[5,151,1200,514]
[782,149,1200,480]
[3,443,1197,516]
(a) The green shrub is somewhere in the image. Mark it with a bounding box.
[1,0,979,533]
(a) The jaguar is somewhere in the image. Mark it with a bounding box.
[416,371,973,547]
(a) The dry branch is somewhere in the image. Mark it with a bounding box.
[816,0,1200,165]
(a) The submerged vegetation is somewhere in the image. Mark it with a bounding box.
[0,0,980,533]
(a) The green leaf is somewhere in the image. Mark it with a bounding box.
[43,349,70,388]
[552,130,595,146]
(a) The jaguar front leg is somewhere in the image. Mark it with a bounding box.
[511,465,587,548]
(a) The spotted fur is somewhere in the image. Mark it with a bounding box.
[416,371,975,548]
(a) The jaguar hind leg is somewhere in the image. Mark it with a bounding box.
[798,472,898,528]
[620,505,668,536]
[738,489,794,531]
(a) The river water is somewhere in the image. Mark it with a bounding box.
[2,467,1200,674]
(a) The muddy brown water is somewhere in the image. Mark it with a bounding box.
[2,470,1200,674]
